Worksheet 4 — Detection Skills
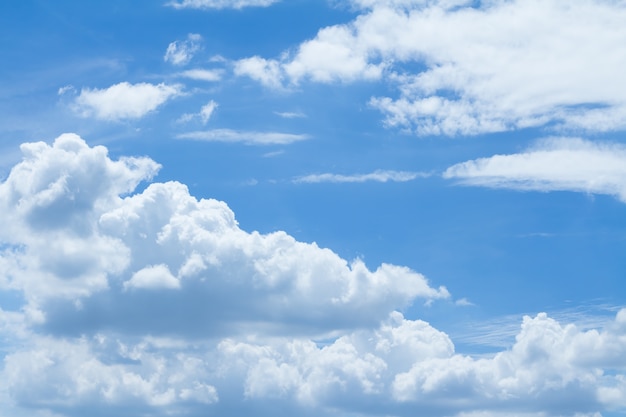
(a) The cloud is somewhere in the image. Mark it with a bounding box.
[124,264,181,291]
[177,128,310,145]
[444,137,626,202]
[234,0,626,135]
[234,56,285,89]
[0,133,446,336]
[167,0,280,10]
[177,100,219,125]
[178,68,223,82]
[275,111,306,119]
[72,82,183,121]
[294,170,428,184]
[1,134,626,416]
[164,34,203,66]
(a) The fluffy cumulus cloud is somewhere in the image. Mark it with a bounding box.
[164,34,203,66]
[167,0,280,10]
[1,134,626,417]
[72,82,183,121]
[444,137,626,202]
[234,0,626,135]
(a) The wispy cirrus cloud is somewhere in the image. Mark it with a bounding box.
[71,82,183,121]
[294,170,428,184]
[177,100,219,125]
[177,128,309,145]
[164,34,203,66]
[444,137,626,202]
[275,111,306,119]
[167,0,280,10]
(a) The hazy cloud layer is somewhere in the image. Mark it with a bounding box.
[0,135,625,416]
[72,82,183,121]
[444,137,626,202]
[234,0,626,135]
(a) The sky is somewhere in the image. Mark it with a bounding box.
[1,0,626,416]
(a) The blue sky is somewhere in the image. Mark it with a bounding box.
[1,0,626,416]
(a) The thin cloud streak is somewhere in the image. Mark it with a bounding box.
[167,0,280,10]
[178,68,224,82]
[294,170,429,184]
[177,128,310,145]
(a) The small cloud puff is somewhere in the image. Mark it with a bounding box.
[164,34,203,66]
[177,100,219,125]
[124,264,181,290]
[72,82,183,121]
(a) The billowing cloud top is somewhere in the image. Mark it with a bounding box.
[1,135,626,417]
[0,133,448,336]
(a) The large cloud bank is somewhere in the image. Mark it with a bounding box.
[235,0,626,135]
[1,134,625,417]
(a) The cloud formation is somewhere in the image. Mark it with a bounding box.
[177,100,219,124]
[1,134,626,417]
[178,68,224,82]
[177,128,310,145]
[167,0,280,10]
[164,34,203,66]
[72,82,183,121]
[444,137,626,202]
[234,0,626,135]
[294,170,427,184]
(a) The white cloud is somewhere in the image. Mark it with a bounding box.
[0,133,446,333]
[199,100,218,124]
[1,134,626,416]
[177,128,310,145]
[73,82,182,121]
[164,34,203,66]
[294,170,428,184]
[179,68,223,82]
[234,56,284,89]
[235,0,626,135]
[124,264,181,291]
[444,137,626,202]
[167,0,280,10]
[177,100,219,125]
[275,111,306,119]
